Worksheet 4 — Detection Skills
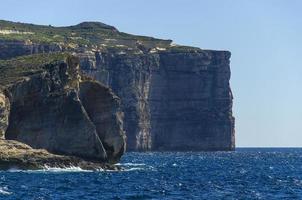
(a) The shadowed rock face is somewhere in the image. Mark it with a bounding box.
[1,54,126,163]
[79,81,126,163]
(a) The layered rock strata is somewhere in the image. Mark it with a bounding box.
[80,50,235,151]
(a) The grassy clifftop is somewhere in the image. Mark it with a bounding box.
[0,20,171,49]
[0,20,204,53]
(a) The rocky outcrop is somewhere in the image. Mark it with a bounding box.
[0,139,119,170]
[79,81,126,162]
[0,53,126,168]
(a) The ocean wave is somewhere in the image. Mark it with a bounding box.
[0,186,12,195]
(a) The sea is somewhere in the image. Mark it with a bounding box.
[0,148,302,199]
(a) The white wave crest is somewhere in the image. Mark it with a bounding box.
[115,163,146,166]
[121,167,145,171]
[0,186,12,195]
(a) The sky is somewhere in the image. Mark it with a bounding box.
[1,0,301,147]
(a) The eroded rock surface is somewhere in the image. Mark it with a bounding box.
[0,53,126,165]
[79,81,126,163]
[0,91,10,139]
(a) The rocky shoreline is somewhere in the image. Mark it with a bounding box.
[0,139,120,171]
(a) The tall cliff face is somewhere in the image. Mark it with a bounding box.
[0,53,126,163]
[150,51,235,150]
[0,20,235,151]
[79,50,235,151]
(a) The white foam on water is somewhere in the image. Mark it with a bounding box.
[4,163,151,173]
[122,167,145,171]
[115,163,146,166]
[114,162,153,171]
[0,186,12,195]
[7,167,23,172]
[42,165,95,172]
[5,166,97,173]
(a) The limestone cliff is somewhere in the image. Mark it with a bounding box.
[80,50,234,151]
[150,51,234,150]
[0,53,126,168]
[0,20,235,151]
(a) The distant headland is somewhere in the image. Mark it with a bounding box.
[0,20,234,170]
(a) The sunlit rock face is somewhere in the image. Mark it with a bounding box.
[80,50,235,151]
[0,91,10,139]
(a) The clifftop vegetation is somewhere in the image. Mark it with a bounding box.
[0,20,203,53]
[0,52,68,85]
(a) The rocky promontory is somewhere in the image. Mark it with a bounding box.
[0,53,126,170]
[0,20,235,165]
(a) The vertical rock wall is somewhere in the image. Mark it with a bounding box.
[150,51,235,150]
[81,52,159,150]
[80,50,235,151]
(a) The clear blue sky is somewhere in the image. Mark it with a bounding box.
[1,0,301,147]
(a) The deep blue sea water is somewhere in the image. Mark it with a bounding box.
[0,148,302,199]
